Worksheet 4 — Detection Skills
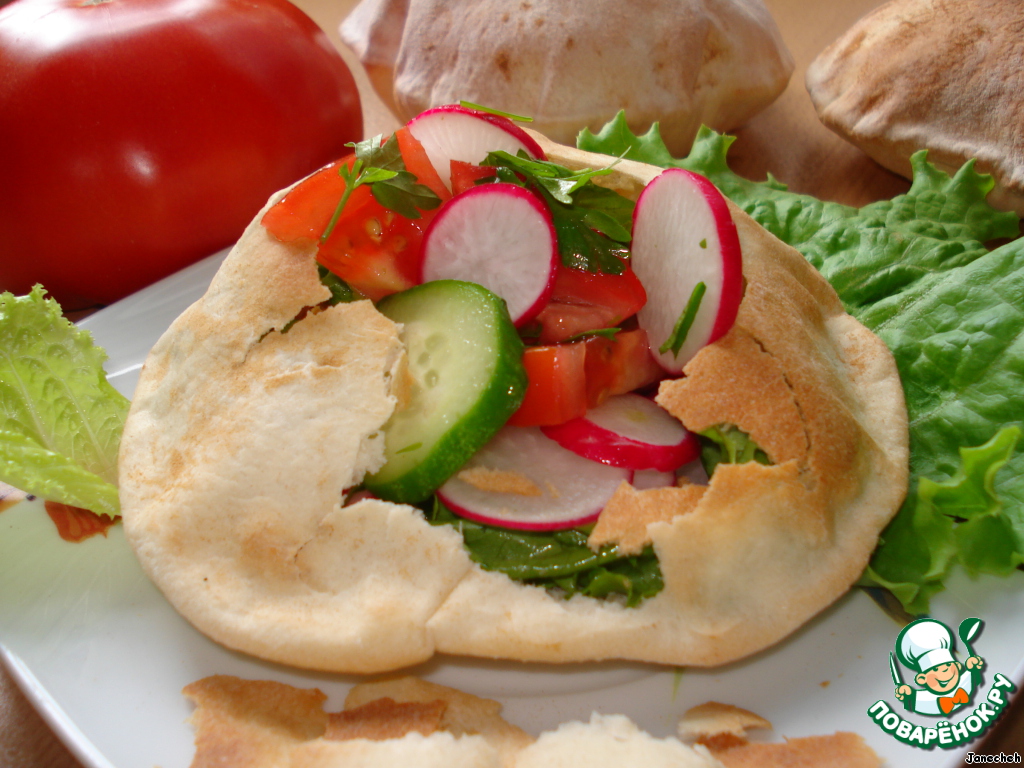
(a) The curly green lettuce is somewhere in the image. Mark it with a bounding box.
[580,114,1024,613]
[0,287,128,518]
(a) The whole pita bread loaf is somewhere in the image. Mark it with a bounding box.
[806,0,1024,214]
[118,135,907,674]
[339,0,793,155]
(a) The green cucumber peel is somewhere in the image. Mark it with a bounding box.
[365,281,527,503]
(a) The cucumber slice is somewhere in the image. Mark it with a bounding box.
[365,280,527,502]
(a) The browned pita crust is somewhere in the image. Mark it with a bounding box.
[184,675,516,768]
[712,732,881,768]
[339,0,793,155]
[325,698,447,741]
[183,676,328,768]
[588,481,706,555]
[119,135,907,673]
[343,676,534,759]
[806,0,1024,215]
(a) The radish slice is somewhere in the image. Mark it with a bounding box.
[406,105,546,191]
[420,183,557,326]
[541,393,698,472]
[632,168,743,373]
[631,469,677,490]
[437,426,631,531]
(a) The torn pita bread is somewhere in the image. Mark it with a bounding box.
[183,675,880,768]
[339,0,793,155]
[118,133,907,674]
[806,0,1024,215]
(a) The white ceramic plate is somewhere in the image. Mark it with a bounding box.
[2,252,1022,768]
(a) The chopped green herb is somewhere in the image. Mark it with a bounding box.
[395,442,423,455]
[322,134,441,241]
[565,327,621,342]
[699,238,707,249]
[459,100,533,122]
[658,282,705,356]
[318,265,359,304]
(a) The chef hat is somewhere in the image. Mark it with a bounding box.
[896,618,957,673]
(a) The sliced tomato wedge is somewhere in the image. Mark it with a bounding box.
[262,131,451,301]
[450,160,498,195]
[584,328,664,408]
[395,126,451,202]
[506,342,588,427]
[261,156,360,243]
[535,262,647,344]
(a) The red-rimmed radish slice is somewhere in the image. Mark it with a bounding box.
[541,393,698,472]
[406,105,545,191]
[631,469,677,490]
[632,168,743,374]
[420,183,557,326]
[437,426,631,531]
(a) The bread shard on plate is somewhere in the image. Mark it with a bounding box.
[806,0,1024,215]
[118,132,908,674]
[183,674,881,768]
[339,0,793,155]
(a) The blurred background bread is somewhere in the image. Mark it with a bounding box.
[806,0,1024,215]
[340,0,794,155]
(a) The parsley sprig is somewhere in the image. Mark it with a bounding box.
[321,134,442,242]
[659,282,706,356]
[481,150,634,274]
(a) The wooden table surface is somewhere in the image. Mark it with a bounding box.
[1,0,1020,765]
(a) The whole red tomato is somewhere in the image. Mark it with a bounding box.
[0,0,362,309]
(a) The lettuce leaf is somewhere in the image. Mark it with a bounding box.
[580,115,1024,612]
[0,287,129,518]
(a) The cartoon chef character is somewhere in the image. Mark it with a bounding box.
[894,618,984,716]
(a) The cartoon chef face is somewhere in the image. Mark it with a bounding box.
[915,660,964,694]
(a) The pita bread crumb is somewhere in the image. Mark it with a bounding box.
[458,467,543,497]
[711,732,880,768]
[512,712,719,768]
[588,481,705,555]
[325,697,447,741]
[678,701,772,751]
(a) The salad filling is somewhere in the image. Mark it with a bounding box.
[260,105,756,606]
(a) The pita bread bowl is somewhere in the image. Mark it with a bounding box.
[118,112,908,675]
[806,0,1024,215]
[339,0,794,155]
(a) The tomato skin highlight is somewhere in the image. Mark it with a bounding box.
[0,0,362,309]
